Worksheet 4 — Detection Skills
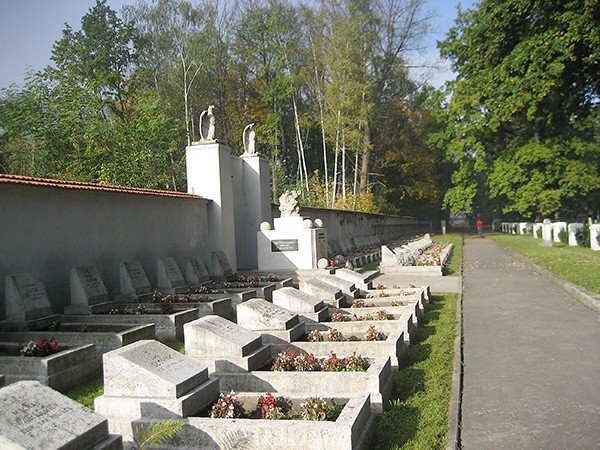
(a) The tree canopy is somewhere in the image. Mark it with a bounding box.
[1,0,448,219]
[435,0,600,220]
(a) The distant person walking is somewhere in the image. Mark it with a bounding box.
[476,218,484,238]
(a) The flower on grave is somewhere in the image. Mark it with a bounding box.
[159,298,175,315]
[330,310,349,322]
[321,352,345,372]
[391,299,402,306]
[300,397,330,421]
[376,310,390,320]
[327,328,345,342]
[210,391,245,418]
[20,337,60,357]
[134,304,147,315]
[344,352,369,372]
[294,353,319,371]
[364,325,386,341]
[351,299,366,308]
[256,393,292,420]
[271,348,298,371]
[307,330,324,342]
[376,283,386,290]
[378,292,390,298]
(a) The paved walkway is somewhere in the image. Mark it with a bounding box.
[461,236,600,449]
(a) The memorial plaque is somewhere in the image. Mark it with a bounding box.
[185,256,210,283]
[5,273,53,321]
[120,260,151,295]
[316,230,327,258]
[271,239,299,252]
[71,266,109,306]
[272,287,324,313]
[237,298,299,331]
[103,340,207,398]
[0,381,116,450]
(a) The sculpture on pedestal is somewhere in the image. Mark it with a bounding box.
[199,105,216,142]
[278,190,300,217]
[242,123,256,155]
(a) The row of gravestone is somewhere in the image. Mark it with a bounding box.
[2,252,234,324]
[501,221,600,250]
[0,269,428,449]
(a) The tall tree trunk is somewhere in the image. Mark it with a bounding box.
[331,110,341,207]
[359,120,371,194]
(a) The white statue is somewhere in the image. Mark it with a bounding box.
[278,190,300,217]
[242,123,256,155]
[199,105,216,142]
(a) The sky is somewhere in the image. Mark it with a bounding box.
[0,0,477,91]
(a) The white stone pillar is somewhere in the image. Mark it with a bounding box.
[237,154,272,269]
[533,223,542,239]
[519,222,527,234]
[186,142,237,273]
[591,224,600,251]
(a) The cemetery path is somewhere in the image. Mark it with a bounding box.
[460,236,600,449]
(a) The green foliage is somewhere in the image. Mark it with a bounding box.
[435,0,600,217]
[133,419,185,450]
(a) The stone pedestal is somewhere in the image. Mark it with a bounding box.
[186,142,237,273]
[257,217,327,270]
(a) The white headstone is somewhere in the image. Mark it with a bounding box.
[552,221,567,243]
[157,257,186,291]
[567,223,584,246]
[119,260,151,296]
[381,246,397,265]
[5,273,54,321]
[70,266,109,306]
[211,250,233,276]
[272,287,324,313]
[590,224,600,251]
[185,256,210,284]
[102,340,208,399]
[0,381,121,450]
[237,298,299,331]
[184,315,262,358]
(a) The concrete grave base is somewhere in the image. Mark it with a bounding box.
[60,308,198,341]
[215,356,393,412]
[132,393,373,450]
[0,343,99,392]
[270,328,406,369]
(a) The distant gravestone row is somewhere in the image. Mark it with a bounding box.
[501,220,600,250]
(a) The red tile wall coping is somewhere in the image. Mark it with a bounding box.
[0,173,207,200]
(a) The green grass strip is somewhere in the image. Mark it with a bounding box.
[374,293,458,449]
[63,372,103,409]
[433,233,462,277]
[490,232,600,295]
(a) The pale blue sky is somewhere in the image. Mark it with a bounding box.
[0,0,476,91]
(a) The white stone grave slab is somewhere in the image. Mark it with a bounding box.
[95,340,219,441]
[211,250,234,276]
[65,266,112,314]
[533,222,542,238]
[5,273,55,322]
[0,381,122,450]
[334,268,376,289]
[299,278,345,307]
[272,287,324,312]
[237,298,305,343]
[568,223,584,246]
[157,257,187,292]
[381,246,397,265]
[184,315,270,372]
[184,256,210,284]
[317,274,357,297]
[119,260,152,297]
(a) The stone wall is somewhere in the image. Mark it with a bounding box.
[0,180,210,319]
[271,204,428,251]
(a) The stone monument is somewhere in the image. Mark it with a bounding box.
[257,191,328,270]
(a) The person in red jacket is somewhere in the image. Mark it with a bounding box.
[476,218,484,238]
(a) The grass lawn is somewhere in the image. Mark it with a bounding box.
[489,232,600,295]
[374,292,458,449]
[432,233,462,276]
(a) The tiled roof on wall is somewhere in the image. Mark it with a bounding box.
[0,173,207,200]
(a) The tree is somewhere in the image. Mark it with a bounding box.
[436,0,600,218]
